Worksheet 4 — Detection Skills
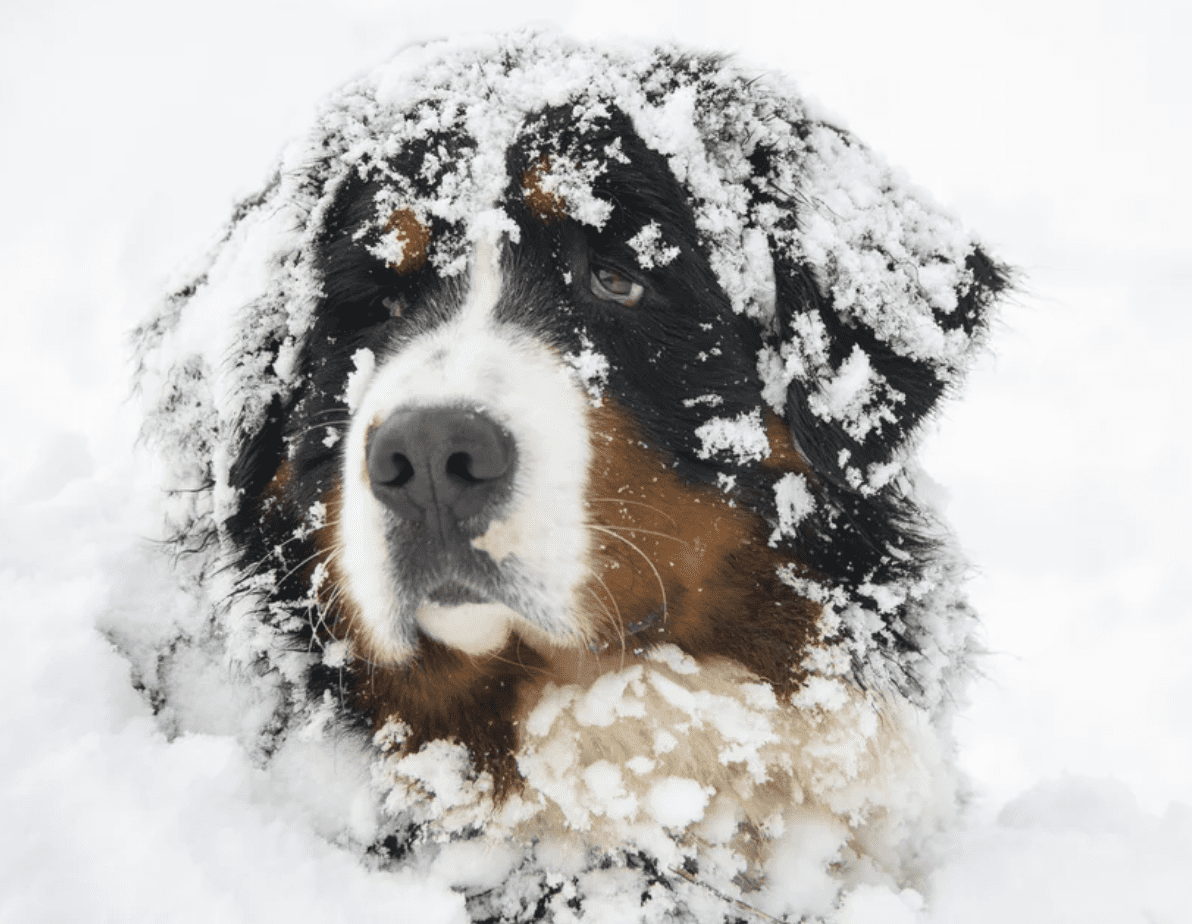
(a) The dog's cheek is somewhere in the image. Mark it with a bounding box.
[579,400,824,689]
[581,401,754,642]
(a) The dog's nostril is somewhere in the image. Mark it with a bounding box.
[446,452,478,483]
[374,453,415,487]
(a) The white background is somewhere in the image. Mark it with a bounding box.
[2,1,1189,920]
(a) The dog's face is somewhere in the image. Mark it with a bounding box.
[141,36,1005,801]
[311,105,800,673]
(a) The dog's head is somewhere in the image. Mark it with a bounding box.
[137,34,1005,790]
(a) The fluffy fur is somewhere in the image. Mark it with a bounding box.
[133,32,1006,920]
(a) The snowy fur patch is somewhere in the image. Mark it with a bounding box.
[694,409,770,464]
[369,655,954,915]
[628,221,681,269]
[769,472,816,547]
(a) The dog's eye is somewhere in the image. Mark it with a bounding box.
[589,267,644,307]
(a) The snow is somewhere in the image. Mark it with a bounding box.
[345,347,378,411]
[645,777,713,828]
[695,409,772,464]
[564,338,611,404]
[627,221,681,269]
[2,2,1191,922]
[769,472,816,546]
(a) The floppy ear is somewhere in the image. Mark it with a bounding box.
[759,124,1008,494]
[772,246,1006,493]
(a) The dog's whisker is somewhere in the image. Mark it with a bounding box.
[583,574,625,657]
[589,524,668,626]
[588,573,632,670]
[238,532,310,583]
[272,546,332,592]
[587,522,688,546]
[587,497,678,527]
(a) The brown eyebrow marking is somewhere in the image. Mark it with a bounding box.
[521,158,567,224]
[383,208,432,274]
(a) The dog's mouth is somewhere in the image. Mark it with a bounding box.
[425,581,491,606]
[416,580,517,656]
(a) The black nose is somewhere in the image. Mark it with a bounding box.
[366,406,517,533]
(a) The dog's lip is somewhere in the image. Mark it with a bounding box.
[425,581,491,606]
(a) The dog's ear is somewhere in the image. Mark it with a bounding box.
[771,246,1006,493]
[756,125,1008,494]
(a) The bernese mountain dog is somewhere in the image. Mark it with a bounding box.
[133,32,1006,920]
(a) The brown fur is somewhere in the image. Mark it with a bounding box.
[521,159,567,224]
[301,397,822,799]
[579,401,820,697]
[383,208,432,275]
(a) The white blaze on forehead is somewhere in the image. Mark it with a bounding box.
[464,209,510,324]
[336,223,595,662]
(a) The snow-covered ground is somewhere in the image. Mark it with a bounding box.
[2,2,1189,921]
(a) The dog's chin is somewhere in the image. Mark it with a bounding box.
[415,584,519,655]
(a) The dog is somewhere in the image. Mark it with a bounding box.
[133,32,1006,920]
